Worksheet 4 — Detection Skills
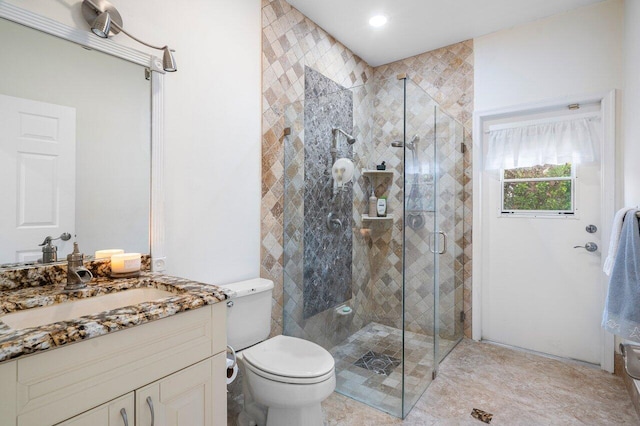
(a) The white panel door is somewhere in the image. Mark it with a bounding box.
[0,94,75,263]
[482,142,603,364]
[136,358,216,426]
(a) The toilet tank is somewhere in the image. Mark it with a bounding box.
[221,278,274,351]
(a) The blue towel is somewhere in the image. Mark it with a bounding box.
[603,209,640,342]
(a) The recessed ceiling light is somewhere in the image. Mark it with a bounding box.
[369,15,387,27]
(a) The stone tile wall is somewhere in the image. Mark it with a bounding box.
[373,43,474,337]
[262,0,474,339]
[261,0,372,337]
[365,77,466,340]
[282,81,375,349]
[301,67,354,318]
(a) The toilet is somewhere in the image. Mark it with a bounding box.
[222,278,335,426]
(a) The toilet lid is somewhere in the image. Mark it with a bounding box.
[242,335,335,379]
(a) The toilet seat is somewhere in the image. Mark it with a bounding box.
[242,357,335,384]
[241,335,335,384]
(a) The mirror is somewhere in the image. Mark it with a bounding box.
[0,17,151,266]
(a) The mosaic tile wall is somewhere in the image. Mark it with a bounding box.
[364,77,466,340]
[262,0,474,339]
[373,44,475,337]
[262,0,373,337]
[302,67,353,318]
[283,81,374,349]
[282,71,464,344]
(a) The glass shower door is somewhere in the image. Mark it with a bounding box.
[401,78,438,416]
[434,106,465,367]
[401,79,465,417]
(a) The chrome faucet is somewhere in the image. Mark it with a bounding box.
[65,242,93,290]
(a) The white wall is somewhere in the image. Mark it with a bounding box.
[624,0,640,205]
[475,0,624,199]
[5,0,262,284]
[475,0,623,111]
[473,0,624,355]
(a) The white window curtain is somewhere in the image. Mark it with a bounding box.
[485,117,600,170]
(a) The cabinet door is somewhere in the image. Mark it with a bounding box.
[135,355,225,426]
[56,392,134,426]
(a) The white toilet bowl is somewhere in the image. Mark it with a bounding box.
[237,335,336,426]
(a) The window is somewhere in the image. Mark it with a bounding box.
[501,163,574,215]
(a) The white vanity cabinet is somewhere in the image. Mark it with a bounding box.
[0,303,227,426]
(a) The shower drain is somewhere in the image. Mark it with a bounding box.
[354,350,401,376]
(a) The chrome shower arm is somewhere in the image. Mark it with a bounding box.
[332,128,356,144]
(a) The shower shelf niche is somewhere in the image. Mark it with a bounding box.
[361,214,394,239]
[361,214,394,222]
[362,169,394,179]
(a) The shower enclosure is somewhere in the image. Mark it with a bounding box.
[282,67,465,418]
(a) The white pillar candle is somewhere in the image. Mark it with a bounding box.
[110,253,141,274]
[95,249,124,259]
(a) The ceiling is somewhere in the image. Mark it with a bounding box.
[286,0,606,66]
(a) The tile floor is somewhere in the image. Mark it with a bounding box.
[322,339,640,425]
[329,323,458,416]
[228,336,638,425]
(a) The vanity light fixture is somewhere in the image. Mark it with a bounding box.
[369,15,388,27]
[82,0,177,72]
[90,10,111,38]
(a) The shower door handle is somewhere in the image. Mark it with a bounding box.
[436,231,447,255]
[429,232,448,255]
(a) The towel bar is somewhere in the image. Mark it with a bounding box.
[620,343,640,379]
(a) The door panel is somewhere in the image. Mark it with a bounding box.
[136,358,216,426]
[0,94,76,263]
[482,159,603,363]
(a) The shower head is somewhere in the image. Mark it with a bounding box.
[332,128,356,144]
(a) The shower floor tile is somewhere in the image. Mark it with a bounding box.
[329,322,458,417]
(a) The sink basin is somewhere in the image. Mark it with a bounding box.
[1,287,175,330]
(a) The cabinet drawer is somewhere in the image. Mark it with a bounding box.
[16,303,225,426]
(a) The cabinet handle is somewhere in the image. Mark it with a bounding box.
[146,396,155,426]
[120,408,129,426]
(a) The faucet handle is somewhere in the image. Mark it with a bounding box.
[39,236,53,247]
[39,232,72,246]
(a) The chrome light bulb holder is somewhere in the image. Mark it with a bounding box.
[82,0,123,37]
[82,0,177,73]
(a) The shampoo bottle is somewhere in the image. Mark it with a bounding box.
[368,189,377,217]
[377,196,387,217]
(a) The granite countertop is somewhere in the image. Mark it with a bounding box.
[0,272,231,363]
